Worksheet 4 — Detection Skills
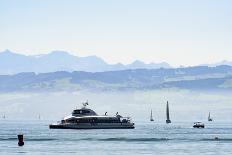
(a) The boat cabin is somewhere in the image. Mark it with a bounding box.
[72,108,97,116]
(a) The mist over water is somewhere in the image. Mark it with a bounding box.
[0,90,231,123]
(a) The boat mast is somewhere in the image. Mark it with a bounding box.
[166,101,170,120]
[208,112,212,121]
[150,109,154,121]
[166,101,171,123]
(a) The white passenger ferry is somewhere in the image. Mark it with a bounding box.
[49,102,135,129]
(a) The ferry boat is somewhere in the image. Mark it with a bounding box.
[49,102,135,129]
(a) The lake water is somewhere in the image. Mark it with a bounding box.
[0,120,232,155]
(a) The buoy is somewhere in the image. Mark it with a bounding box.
[18,134,24,146]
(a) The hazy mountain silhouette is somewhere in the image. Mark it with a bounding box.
[0,50,171,74]
[208,60,232,67]
[0,65,231,92]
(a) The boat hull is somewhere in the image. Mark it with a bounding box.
[49,123,135,129]
[193,125,205,128]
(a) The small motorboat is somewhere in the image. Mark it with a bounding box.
[193,122,205,128]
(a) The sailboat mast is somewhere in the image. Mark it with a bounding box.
[150,109,154,121]
[208,112,212,121]
[166,101,171,123]
[151,110,152,118]
[166,101,170,120]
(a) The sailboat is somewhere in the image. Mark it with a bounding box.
[208,112,213,121]
[150,110,154,121]
[166,101,171,123]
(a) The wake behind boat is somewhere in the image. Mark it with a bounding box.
[49,101,135,129]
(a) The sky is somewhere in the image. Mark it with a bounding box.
[0,0,232,67]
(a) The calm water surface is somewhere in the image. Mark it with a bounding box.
[0,120,232,155]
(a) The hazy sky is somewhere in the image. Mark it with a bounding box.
[1,0,232,66]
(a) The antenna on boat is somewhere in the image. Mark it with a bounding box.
[82,100,89,108]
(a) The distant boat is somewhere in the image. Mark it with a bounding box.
[150,110,154,121]
[208,112,213,121]
[193,122,205,128]
[2,114,6,119]
[166,101,171,124]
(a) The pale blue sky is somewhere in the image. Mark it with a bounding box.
[0,0,232,66]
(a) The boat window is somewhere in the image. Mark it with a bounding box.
[73,110,80,114]
[73,110,90,115]
[68,117,122,123]
[82,110,90,114]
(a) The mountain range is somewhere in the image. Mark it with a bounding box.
[1,49,232,92]
[0,50,171,74]
[0,65,232,92]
